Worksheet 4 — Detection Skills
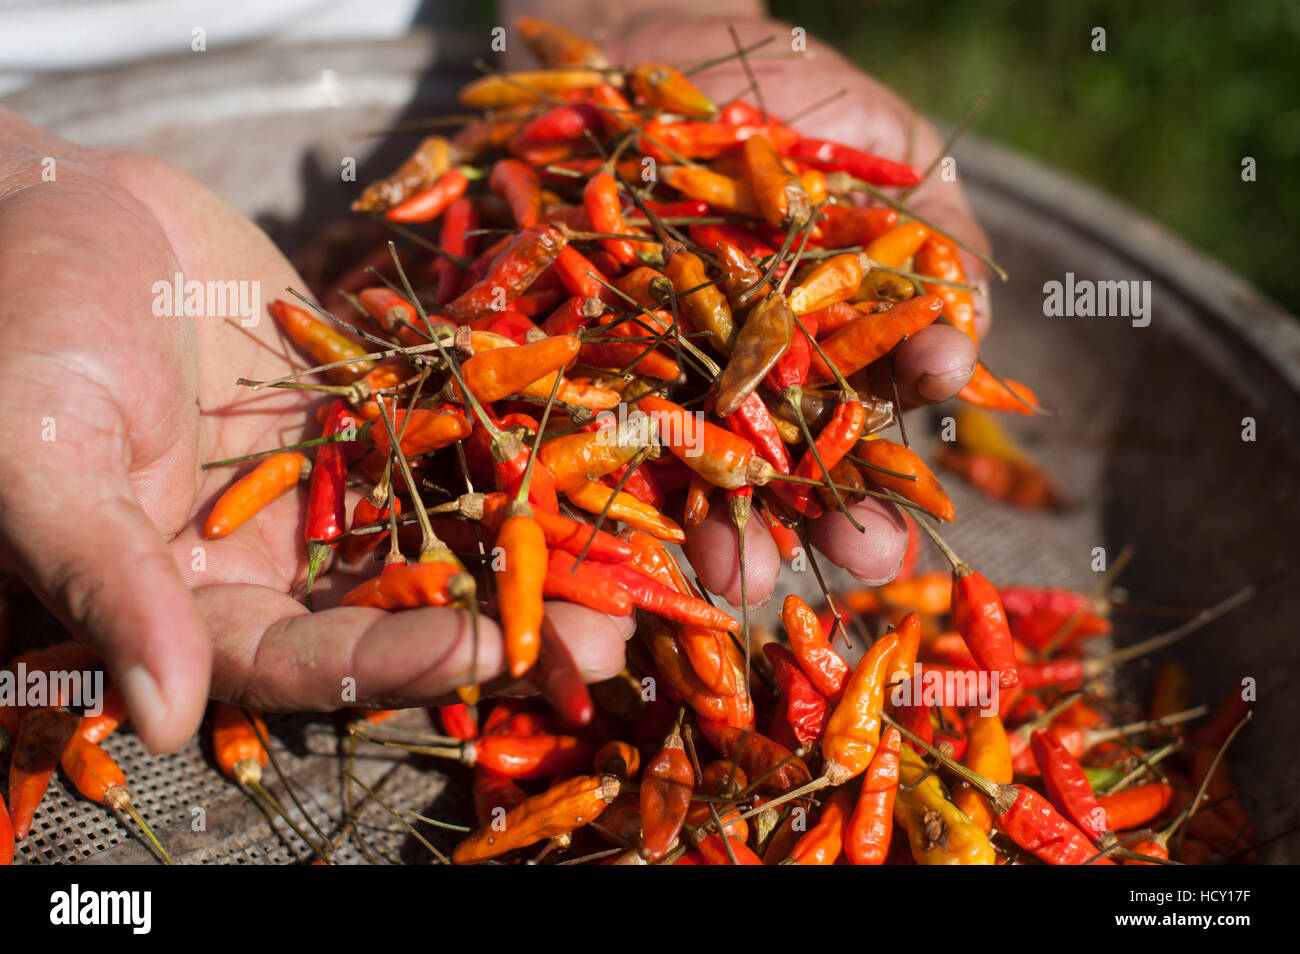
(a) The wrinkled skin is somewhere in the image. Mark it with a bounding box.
[0,6,986,753]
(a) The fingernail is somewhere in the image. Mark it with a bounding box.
[917,364,975,402]
[117,663,168,730]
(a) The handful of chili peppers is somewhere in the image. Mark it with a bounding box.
[0,17,1261,865]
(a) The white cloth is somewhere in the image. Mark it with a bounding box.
[0,0,424,95]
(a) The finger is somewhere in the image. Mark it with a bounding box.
[806,496,908,586]
[878,323,977,407]
[201,585,630,710]
[684,504,779,608]
[0,462,211,753]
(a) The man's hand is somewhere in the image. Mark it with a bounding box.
[0,108,629,753]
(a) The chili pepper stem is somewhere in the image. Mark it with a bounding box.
[1169,711,1252,856]
[345,770,450,863]
[104,787,174,865]
[884,714,1018,813]
[781,384,865,532]
[890,493,969,572]
[242,708,335,859]
[730,493,753,701]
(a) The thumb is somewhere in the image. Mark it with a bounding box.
[0,445,210,753]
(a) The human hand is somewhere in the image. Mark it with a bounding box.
[0,107,630,753]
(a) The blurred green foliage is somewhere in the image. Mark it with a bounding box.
[769,0,1300,313]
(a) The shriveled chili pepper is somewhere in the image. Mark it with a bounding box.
[953,711,1012,834]
[639,724,693,861]
[564,478,686,543]
[270,300,376,384]
[627,63,716,118]
[684,473,712,527]
[663,240,736,353]
[385,167,470,223]
[445,224,567,322]
[204,451,309,540]
[744,134,811,229]
[695,717,812,796]
[846,726,901,865]
[715,292,795,417]
[678,625,742,695]
[641,620,744,726]
[764,643,828,747]
[454,773,619,863]
[487,158,541,228]
[807,294,944,385]
[7,707,79,840]
[822,626,900,784]
[788,138,922,187]
[855,438,955,521]
[781,595,850,704]
[893,743,995,864]
[544,549,634,616]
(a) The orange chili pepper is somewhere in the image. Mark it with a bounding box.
[468,733,591,780]
[7,707,79,839]
[822,626,900,784]
[0,792,12,865]
[515,16,609,69]
[639,725,693,861]
[1097,783,1174,830]
[270,300,376,384]
[564,478,686,542]
[538,415,650,490]
[204,451,309,540]
[340,560,465,609]
[370,407,471,459]
[788,786,853,865]
[472,766,527,828]
[497,499,548,677]
[77,685,129,745]
[693,830,763,865]
[583,171,646,267]
[453,774,619,863]
[937,446,1061,510]
[677,625,741,695]
[954,711,1012,833]
[845,726,901,865]
[865,221,930,268]
[213,703,268,783]
[661,165,762,218]
[958,364,1040,414]
[594,740,641,779]
[855,438,955,521]
[787,253,865,316]
[627,63,716,118]
[915,234,978,345]
[458,334,582,404]
[807,294,944,385]
[446,225,567,323]
[782,594,850,700]
[744,134,811,229]
[637,394,766,490]
[458,69,606,109]
[663,240,735,353]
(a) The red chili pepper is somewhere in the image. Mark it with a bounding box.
[763,643,828,747]
[822,627,900,785]
[543,549,634,616]
[723,391,792,474]
[845,726,901,865]
[1031,728,1108,843]
[433,196,478,304]
[7,707,79,839]
[783,398,867,517]
[438,703,479,740]
[789,786,854,865]
[787,138,922,187]
[639,725,693,861]
[445,225,567,323]
[995,784,1114,865]
[594,560,740,633]
[551,245,615,303]
[468,733,591,780]
[1097,783,1173,830]
[529,617,596,726]
[520,102,603,141]
[950,566,1020,689]
[583,171,644,267]
[385,167,471,223]
[689,224,775,260]
[305,400,358,592]
[815,205,898,247]
[694,718,812,795]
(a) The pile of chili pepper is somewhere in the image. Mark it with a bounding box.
[0,17,1262,865]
